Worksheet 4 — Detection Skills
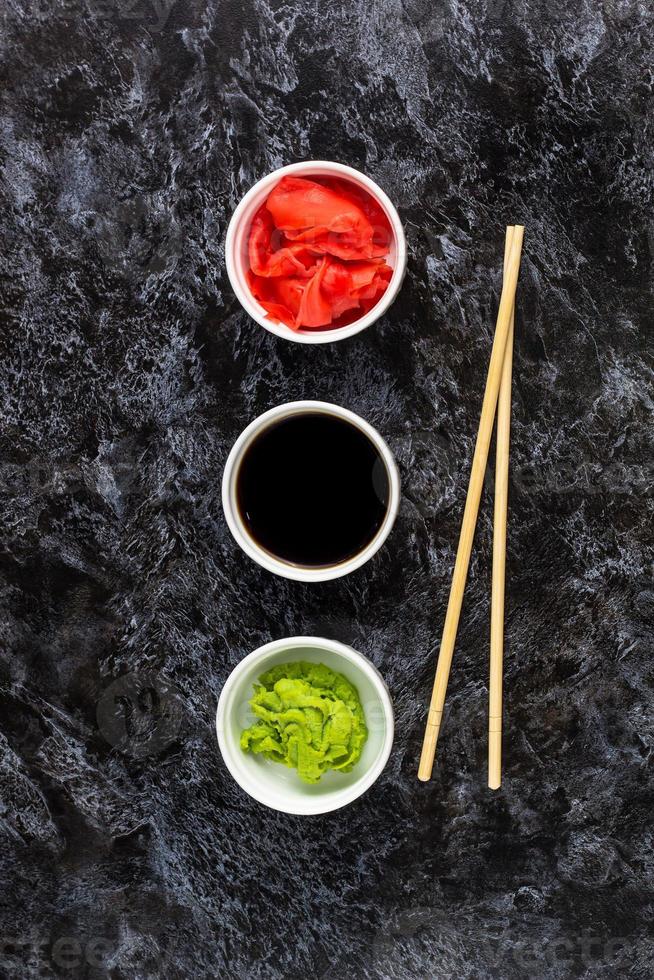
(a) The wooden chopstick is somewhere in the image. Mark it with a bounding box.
[418,225,524,782]
[488,227,515,790]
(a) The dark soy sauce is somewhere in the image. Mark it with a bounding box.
[236,412,390,567]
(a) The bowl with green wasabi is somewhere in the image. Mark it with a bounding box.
[216,636,394,815]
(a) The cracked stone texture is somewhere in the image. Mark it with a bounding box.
[0,0,653,977]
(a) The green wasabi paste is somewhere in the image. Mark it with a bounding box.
[240,661,368,783]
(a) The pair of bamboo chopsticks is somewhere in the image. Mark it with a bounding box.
[418,225,524,788]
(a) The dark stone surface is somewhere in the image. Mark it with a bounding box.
[0,0,653,977]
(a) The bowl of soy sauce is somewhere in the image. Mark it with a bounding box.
[222,401,400,582]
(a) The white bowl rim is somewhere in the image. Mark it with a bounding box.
[225,159,407,344]
[215,635,395,815]
[221,400,401,582]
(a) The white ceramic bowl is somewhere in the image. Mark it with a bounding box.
[216,636,394,815]
[225,160,407,344]
[222,400,400,582]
